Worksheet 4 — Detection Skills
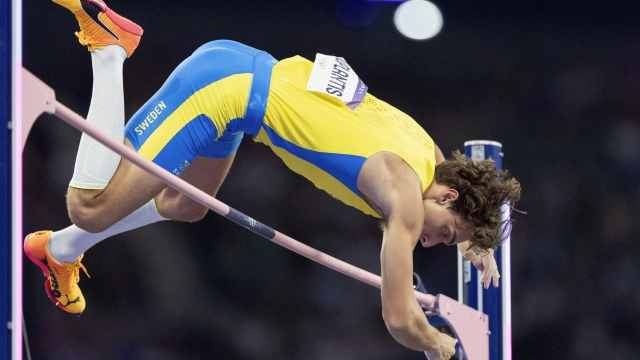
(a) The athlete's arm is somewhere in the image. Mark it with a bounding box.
[458,241,500,289]
[357,152,453,355]
[458,241,481,267]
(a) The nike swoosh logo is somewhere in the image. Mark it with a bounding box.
[81,1,120,41]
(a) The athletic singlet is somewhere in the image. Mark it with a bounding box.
[124,40,436,218]
[257,56,436,217]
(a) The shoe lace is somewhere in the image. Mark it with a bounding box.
[57,254,90,293]
[75,30,101,52]
[72,258,90,283]
[72,254,90,282]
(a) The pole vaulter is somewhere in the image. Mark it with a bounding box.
[21,67,490,360]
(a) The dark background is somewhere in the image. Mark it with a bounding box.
[21,0,640,359]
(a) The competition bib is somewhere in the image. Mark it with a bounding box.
[306,53,368,110]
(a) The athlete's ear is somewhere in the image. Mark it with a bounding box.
[436,189,459,204]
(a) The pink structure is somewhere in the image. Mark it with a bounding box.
[22,68,489,360]
[436,294,490,359]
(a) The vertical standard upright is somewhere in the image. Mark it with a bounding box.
[458,140,512,360]
[0,0,13,358]
[8,1,24,359]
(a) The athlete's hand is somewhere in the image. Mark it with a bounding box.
[459,243,500,289]
[478,251,500,289]
[423,332,457,360]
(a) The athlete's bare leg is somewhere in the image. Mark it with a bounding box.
[66,139,235,233]
[66,139,165,233]
[154,155,235,222]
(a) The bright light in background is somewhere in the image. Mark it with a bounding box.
[394,0,443,40]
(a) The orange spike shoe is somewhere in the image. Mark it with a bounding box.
[53,0,143,57]
[24,231,90,315]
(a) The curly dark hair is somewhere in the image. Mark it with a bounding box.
[434,150,522,252]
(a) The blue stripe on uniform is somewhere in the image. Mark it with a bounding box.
[245,52,278,136]
[151,114,219,174]
[262,124,367,196]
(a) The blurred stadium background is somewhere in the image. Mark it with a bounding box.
[20,0,640,358]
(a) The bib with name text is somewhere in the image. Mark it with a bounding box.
[306,54,368,110]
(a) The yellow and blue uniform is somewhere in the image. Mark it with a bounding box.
[124,40,436,218]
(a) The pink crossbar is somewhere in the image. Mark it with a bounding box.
[22,67,488,359]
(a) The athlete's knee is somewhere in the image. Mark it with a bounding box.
[160,203,208,223]
[66,188,114,233]
[155,192,208,223]
[176,204,208,223]
[68,205,113,233]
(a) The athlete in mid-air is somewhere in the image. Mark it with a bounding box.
[24,1,521,358]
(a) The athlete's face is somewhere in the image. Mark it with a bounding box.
[419,190,473,248]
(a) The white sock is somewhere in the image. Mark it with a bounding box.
[69,45,127,189]
[48,200,167,264]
